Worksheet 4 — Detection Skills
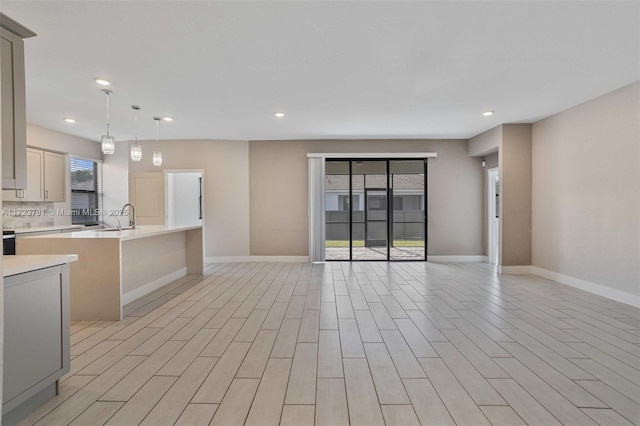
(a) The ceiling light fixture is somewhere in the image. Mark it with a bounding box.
[163,117,173,122]
[64,118,76,123]
[100,89,115,155]
[274,112,285,118]
[130,105,142,162]
[94,78,110,86]
[153,117,163,167]
[483,111,494,116]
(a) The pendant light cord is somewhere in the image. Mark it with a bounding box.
[104,90,112,136]
[134,109,138,145]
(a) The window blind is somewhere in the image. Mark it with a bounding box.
[70,158,101,225]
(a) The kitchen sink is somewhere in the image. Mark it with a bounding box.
[99,227,139,232]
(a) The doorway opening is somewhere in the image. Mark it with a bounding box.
[165,170,204,228]
[324,159,427,261]
[487,168,500,265]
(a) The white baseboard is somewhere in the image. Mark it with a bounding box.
[498,265,532,274]
[122,267,187,305]
[428,255,488,263]
[497,264,640,308]
[205,256,310,263]
[529,266,640,309]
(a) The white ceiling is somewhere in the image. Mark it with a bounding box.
[2,1,639,142]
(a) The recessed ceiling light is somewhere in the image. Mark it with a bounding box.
[483,111,494,116]
[64,118,76,123]
[163,117,173,122]
[94,78,110,86]
[274,112,285,118]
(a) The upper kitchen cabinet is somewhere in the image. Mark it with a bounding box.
[2,148,66,202]
[43,150,66,202]
[1,13,36,190]
[3,147,43,201]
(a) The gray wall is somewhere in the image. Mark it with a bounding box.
[249,139,484,257]
[499,124,532,267]
[468,125,500,157]
[532,82,640,298]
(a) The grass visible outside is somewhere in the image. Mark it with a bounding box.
[326,240,363,247]
[393,240,425,247]
[326,240,424,247]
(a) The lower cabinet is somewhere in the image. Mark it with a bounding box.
[2,264,70,425]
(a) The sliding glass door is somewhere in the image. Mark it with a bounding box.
[389,160,426,260]
[325,158,426,261]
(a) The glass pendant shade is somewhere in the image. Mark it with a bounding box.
[152,117,163,167]
[101,135,115,155]
[130,105,142,161]
[131,144,142,161]
[101,89,115,155]
[153,150,163,167]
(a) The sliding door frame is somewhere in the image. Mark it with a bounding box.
[325,157,428,262]
[308,152,436,263]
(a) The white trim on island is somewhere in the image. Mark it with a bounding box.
[121,267,187,305]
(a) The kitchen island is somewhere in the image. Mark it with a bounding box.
[17,224,203,320]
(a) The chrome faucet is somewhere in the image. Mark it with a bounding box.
[110,212,122,231]
[121,203,136,229]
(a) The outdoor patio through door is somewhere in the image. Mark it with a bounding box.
[324,158,427,261]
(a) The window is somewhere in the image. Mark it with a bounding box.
[393,196,403,210]
[70,158,102,225]
[338,194,360,211]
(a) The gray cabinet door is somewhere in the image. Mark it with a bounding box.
[3,265,70,413]
[1,26,27,190]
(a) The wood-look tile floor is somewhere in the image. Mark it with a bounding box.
[19,262,640,426]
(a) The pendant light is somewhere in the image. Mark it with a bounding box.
[100,89,115,155]
[152,117,163,167]
[130,105,142,161]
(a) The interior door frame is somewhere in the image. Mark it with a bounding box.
[487,167,499,265]
[163,169,205,254]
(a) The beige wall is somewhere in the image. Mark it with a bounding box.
[102,141,129,229]
[26,123,102,160]
[127,139,250,258]
[249,139,484,257]
[499,124,532,266]
[469,125,501,157]
[532,82,640,298]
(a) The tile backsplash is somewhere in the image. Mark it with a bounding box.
[2,201,56,229]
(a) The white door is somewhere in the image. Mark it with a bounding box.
[165,171,203,227]
[488,168,500,265]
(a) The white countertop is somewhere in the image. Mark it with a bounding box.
[3,254,78,277]
[20,224,202,241]
[11,225,83,234]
